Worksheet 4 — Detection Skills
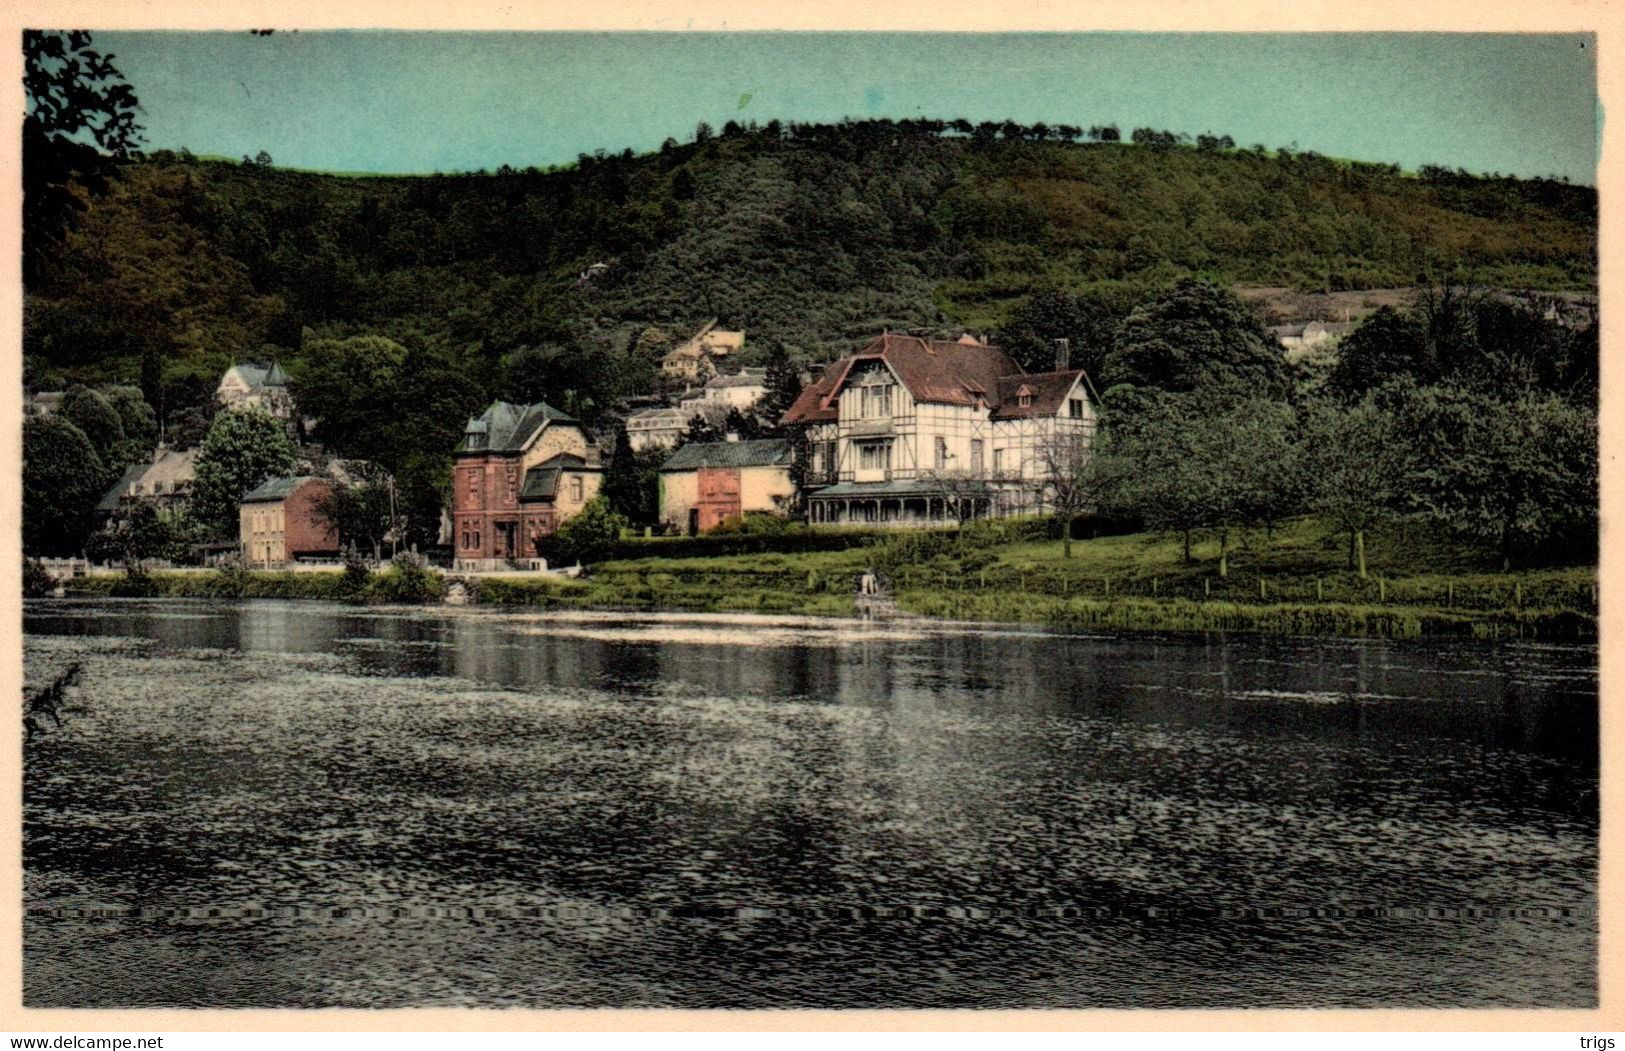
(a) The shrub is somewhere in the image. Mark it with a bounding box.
[547,498,629,566]
[212,552,250,598]
[22,558,55,598]
[371,549,442,604]
[341,542,371,598]
[109,568,159,597]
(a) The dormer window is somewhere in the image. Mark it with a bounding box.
[1019,393,1034,408]
[858,369,893,419]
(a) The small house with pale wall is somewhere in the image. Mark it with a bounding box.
[239,476,339,566]
[660,321,745,381]
[657,439,795,535]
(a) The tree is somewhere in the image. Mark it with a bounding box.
[22,416,107,555]
[996,286,1139,379]
[85,503,187,573]
[1104,278,1290,395]
[601,424,663,525]
[23,30,145,282]
[1304,398,1404,577]
[191,408,297,537]
[1327,306,1428,399]
[311,473,398,559]
[1391,384,1596,569]
[254,150,273,167]
[1033,429,1097,557]
[758,346,805,428]
[105,384,159,449]
[680,405,728,445]
[60,385,125,462]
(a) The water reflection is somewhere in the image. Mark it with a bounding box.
[22,599,1596,1008]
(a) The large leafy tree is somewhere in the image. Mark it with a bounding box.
[24,30,145,283]
[996,285,1139,379]
[191,408,297,537]
[1103,278,1289,395]
[1327,306,1429,400]
[292,334,482,476]
[22,416,108,555]
[1304,398,1405,577]
[1391,384,1597,568]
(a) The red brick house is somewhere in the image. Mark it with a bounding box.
[451,401,603,570]
[238,476,340,566]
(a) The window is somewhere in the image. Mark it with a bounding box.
[1018,393,1033,408]
[859,441,891,472]
[970,439,984,475]
[570,476,584,502]
[934,436,947,469]
[993,448,1005,475]
[467,471,478,496]
[858,370,893,418]
[472,531,480,550]
[507,467,517,501]
[1069,397,1085,419]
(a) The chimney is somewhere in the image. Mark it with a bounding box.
[1053,338,1071,370]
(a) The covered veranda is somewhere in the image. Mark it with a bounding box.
[807,480,993,528]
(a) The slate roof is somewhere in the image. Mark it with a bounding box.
[455,400,579,454]
[95,447,200,512]
[782,332,1088,425]
[241,475,327,504]
[519,453,602,502]
[227,361,290,391]
[659,439,793,472]
[705,369,767,389]
[96,462,151,513]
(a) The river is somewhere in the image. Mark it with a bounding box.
[22,599,1597,1009]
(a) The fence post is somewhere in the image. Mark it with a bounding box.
[1379,578,1386,602]
[1260,577,1266,599]
[1515,581,1522,607]
[1316,578,1322,602]
[1153,577,1159,596]
[1447,582,1454,607]
[1204,577,1210,599]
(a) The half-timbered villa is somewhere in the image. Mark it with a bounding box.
[781,332,1098,527]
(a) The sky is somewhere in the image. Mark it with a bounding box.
[91,31,1600,182]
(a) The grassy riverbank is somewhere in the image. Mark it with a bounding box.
[57,517,1596,639]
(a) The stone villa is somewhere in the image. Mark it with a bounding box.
[450,401,603,570]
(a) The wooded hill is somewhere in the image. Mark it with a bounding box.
[25,118,1596,410]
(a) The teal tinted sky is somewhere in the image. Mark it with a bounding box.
[94,31,1599,182]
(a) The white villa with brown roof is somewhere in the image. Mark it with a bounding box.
[782,333,1098,527]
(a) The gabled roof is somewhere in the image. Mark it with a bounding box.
[94,448,201,512]
[990,370,1088,420]
[705,369,767,389]
[519,452,602,502]
[96,461,151,513]
[241,475,328,504]
[782,332,1044,424]
[455,400,579,454]
[659,439,793,472]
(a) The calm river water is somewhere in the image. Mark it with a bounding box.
[22,599,1596,1009]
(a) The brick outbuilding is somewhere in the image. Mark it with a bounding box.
[239,476,339,566]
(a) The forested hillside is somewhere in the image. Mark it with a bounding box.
[25,118,1596,419]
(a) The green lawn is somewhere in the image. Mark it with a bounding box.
[58,516,1595,638]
